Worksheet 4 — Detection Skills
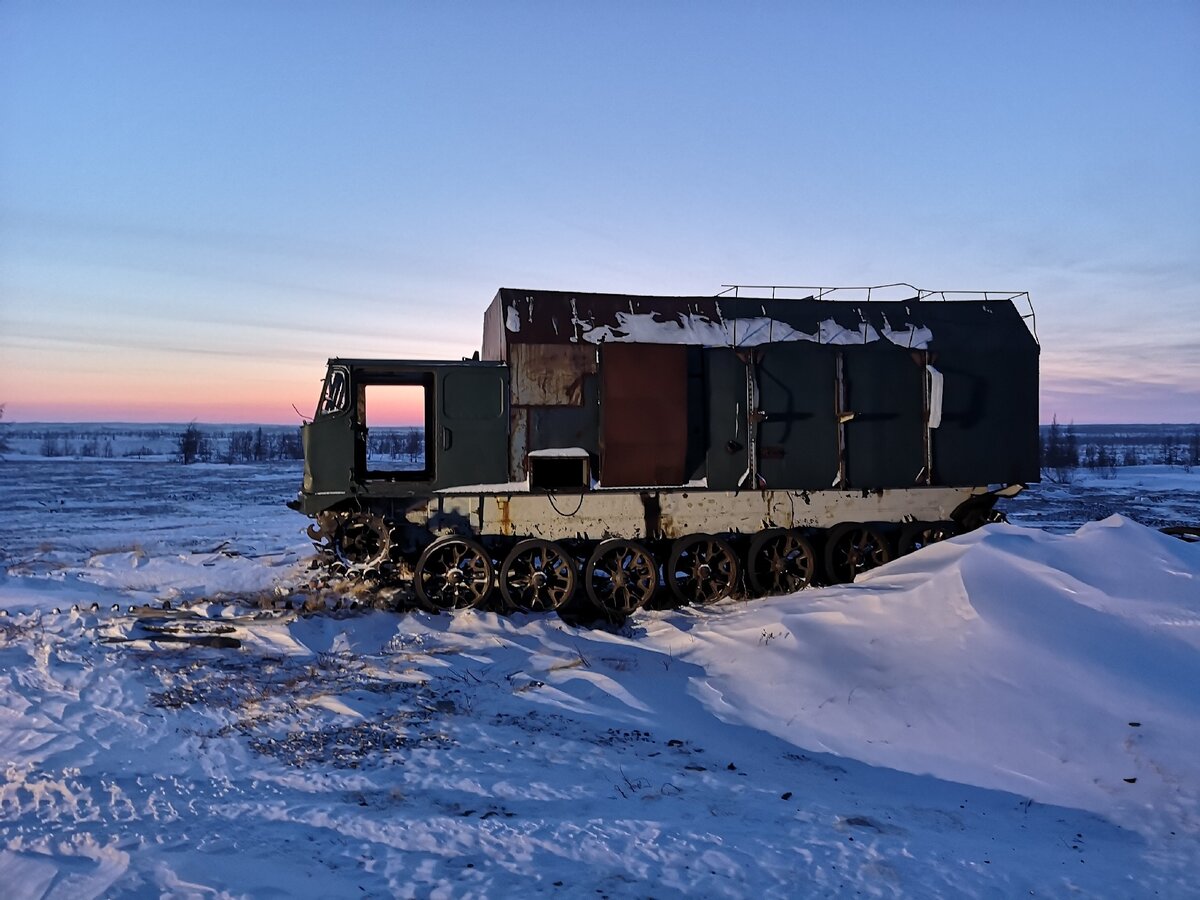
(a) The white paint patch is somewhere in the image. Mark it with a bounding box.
[927,365,944,429]
[526,447,589,458]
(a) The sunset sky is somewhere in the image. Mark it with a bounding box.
[2,2,1197,424]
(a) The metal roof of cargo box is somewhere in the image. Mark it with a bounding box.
[481,287,1038,361]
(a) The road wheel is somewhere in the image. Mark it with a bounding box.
[583,540,658,617]
[747,528,816,596]
[499,539,576,613]
[898,521,956,556]
[414,536,494,611]
[666,534,740,604]
[824,523,892,584]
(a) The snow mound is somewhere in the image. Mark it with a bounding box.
[641,515,1200,836]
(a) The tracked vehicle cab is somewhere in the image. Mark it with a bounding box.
[295,359,509,514]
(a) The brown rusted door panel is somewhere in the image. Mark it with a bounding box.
[600,344,687,486]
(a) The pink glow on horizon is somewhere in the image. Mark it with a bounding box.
[7,390,1198,427]
[6,399,314,426]
[2,363,327,425]
[4,353,1197,426]
[1,390,425,426]
[362,385,425,428]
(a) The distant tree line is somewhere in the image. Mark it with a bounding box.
[179,425,303,464]
[0,417,308,464]
[182,426,423,466]
[367,428,424,461]
[39,434,117,458]
[1043,418,1200,482]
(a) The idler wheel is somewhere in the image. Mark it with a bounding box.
[747,528,816,597]
[499,539,577,613]
[583,540,658,617]
[824,523,892,584]
[666,534,740,604]
[414,536,494,611]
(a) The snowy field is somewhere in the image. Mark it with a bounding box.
[1,459,1198,898]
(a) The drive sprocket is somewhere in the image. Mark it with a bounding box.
[329,512,393,580]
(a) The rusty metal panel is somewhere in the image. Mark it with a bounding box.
[510,343,596,406]
[600,344,687,486]
[481,291,508,361]
[528,377,599,455]
[426,485,986,542]
[508,407,528,481]
[500,291,726,346]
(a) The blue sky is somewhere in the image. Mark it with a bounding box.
[1,1,1197,423]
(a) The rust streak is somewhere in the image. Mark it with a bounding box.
[497,497,512,537]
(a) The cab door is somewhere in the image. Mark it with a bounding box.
[301,364,356,498]
[434,365,510,489]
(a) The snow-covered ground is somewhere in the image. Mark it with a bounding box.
[1006,465,1200,534]
[1,460,1198,898]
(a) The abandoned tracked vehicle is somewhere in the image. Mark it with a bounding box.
[290,285,1040,616]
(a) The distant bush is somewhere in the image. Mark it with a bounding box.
[216,427,303,463]
[368,428,424,461]
[224,430,254,464]
[1042,416,1078,483]
[39,434,76,458]
[178,424,212,465]
[1082,442,1117,479]
[274,429,303,460]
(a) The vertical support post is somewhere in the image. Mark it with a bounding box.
[921,350,933,485]
[835,350,849,488]
[738,349,763,489]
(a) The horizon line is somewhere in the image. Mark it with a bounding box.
[3,419,1199,429]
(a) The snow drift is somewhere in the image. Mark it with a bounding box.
[640,516,1200,838]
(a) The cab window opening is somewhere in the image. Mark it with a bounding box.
[362,382,429,478]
